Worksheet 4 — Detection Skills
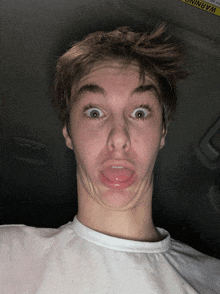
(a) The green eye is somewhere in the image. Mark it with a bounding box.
[131,108,149,119]
[86,108,104,118]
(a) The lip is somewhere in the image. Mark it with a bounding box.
[99,160,137,190]
[100,159,136,172]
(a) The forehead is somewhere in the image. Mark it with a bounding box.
[71,60,160,100]
[80,60,156,83]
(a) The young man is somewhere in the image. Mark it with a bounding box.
[1,25,219,293]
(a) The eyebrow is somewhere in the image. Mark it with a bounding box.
[131,84,160,97]
[74,83,159,102]
[75,84,106,101]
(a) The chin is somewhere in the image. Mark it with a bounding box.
[96,188,141,211]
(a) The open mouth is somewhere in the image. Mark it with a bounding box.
[99,166,136,189]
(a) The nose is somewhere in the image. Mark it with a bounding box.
[107,118,131,152]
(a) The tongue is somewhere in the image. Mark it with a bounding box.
[102,167,133,182]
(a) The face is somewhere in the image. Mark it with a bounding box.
[63,61,167,211]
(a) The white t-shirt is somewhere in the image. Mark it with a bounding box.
[1,215,219,294]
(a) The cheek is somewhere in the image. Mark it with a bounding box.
[75,116,110,143]
[133,128,162,157]
[72,124,104,163]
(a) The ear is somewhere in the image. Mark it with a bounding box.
[159,126,167,150]
[62,125,74,150]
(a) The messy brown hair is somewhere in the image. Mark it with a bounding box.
[52,24,188,129]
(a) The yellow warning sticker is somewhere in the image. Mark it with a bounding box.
[180,0,220,16]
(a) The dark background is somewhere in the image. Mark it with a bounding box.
[1,0,220,259]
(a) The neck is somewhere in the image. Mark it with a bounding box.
[78,210,162,242]
[77,182,164,242]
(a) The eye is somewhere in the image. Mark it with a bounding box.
[86,108,104,118]
[131,108,149,119]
